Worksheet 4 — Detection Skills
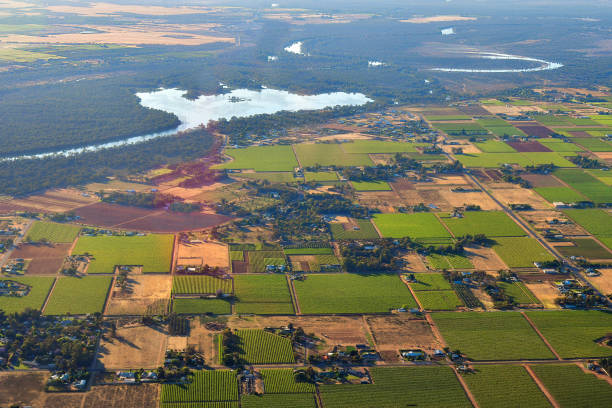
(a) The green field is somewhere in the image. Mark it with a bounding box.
[241,394,316,408]
[0,277,55,314]
[497,281,541,304]
[173,276,233,295]
[73,234,174,273]
[474,140,517,153]
[341,140,420,154]
[462,365,551,408]
[294,273,416,314]
[293,143,372,167]
[351,180,392,191]
[329,219,380,240]
[236,172,298,183]
[415,290,463,311]
[43,276,111,315]
[284,247,333,255]
[161,370,238,404]
[235,329,295,364]
[216,146,298,171]
[555,169,612,204]
[234,275,294,315]
[25,221,81,243]
[260,369,316,393]
[247,250,286,273]
[556,238,612,259]
[538,139,584,152]
[320,367,471,408]
[562,209,612,237]
[483,125,527,138]
[0,48,63,62]
[172,298,231,315]
[531,364,612,408]
[585,169,612,186]
[456,152,574,168]
[432,312,555,360]
[526,311,612,358]
[427,115,472,121]
[410,273,452,291]
[303,171,338,182]
[434,122,489,136]
[373,213,451,240]
[427,254,472,270]
[493,237,555,268]
[440,211,525,237]
[534,187,587,203]
[574,138,612,152]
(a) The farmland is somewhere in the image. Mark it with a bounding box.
[293,143,372,167]
[25,221,80,243]
[234,275,294,315]
[161,370,238,404]
[73,234,174,273]
[410,273,452,291]
[531,364,612,408]
[439,211,525,237]
[373,213,451,240]
[294,273,417,314]
[431,312,555,360]
[329,219,380,240]
[0,276,55,313]
[216,146,298,172]
[351,181,392,191]
[562,209,612,237]
[462,365,551,408]
[43,276,111,315]
[493,237,555,268]
[534,186,586,203]
[497,282,541,304]
[555,169,612,204]
[414,290,463,311]
[260,369,315,393]
[173,298,232,315]
[235,330,295,364]
[242,394,316,408]
[172,275,233,295]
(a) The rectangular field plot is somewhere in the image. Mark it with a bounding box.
[234,330,295,364]
[293,143,372,167]
[216,146,298,172]
[161,370,238,404]
[431,312,555,360]
[351,180,392,191]
[534,187,587,203]
[247,250,286,273]
[43,276,111,315]
[555,169,612,204]
[462,365,551,408]
[73,234,174,273]
[329,219,379,240]
[562,209,612,237]
[172,275,233,295]
[526,311,612,358]
[439,211,525,237]
[474,140,517,153]
[456,153,573,168]
[497,281,541,304]
[0,276,55,313]
[303,171,338,182]
[234,275,294,315]
[260,369,315,393]
[493,237,555,268]
[236,172,298,183]
[410,273,452,291]
[373,213,451,240]
[340,140,420,154]
[414,290,463,311]
[242,394,316,408]
[538,139,584,152]
[531,364,612,408]
[294,273,416,314]
[556,238,612,260]
[25,221,80,243]
[320,367,472,408]
[173,298,231,315]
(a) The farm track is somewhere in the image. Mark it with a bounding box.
[453,367,480,408]
[286,274,301,315]
[524,364,561,408]
[39,276,58,315]
[171,234,179,275]
[520,312,562,360]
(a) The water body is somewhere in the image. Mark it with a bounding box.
[7,88,371,160]
[430,52,563,73]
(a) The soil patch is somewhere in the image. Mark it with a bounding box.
[106,275,172,315]
[524,282,561,309]
[0,371,48,407]
[465,246,507,271]
[489,187,551,210]
[8,188,97,213]
[585,268,612,295]
[177,240,229,269]
[12,243,70,275]
[522,174,564,187]
[96,324,167,370]
[506,141,552,152]
[515,125,554,137]
[82,384,160,408]
[367,315,442,355]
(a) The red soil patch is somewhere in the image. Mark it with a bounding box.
[522,174,563,187]
[12,243,70,275]
[515,125,554,137]
[568,131,592,138]
[231,260,248,274]
[506,141,552,152]
[391,178,416,191]
[484,169,503,181]
[458,105,491,116]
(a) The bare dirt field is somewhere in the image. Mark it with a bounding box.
[82,384,160,408]
[188,319,221,359]
[519,210,587,236]
[44,393,85,408]
[594,152,612,160]
[105,275,172,315]
[402,253,428,272]
[585,268,612,295]
[465,246,507,271]
[0,371,48,407]
[318,132,372,141]
[524,282,561,309]
[442,143,481,154]
[12,243,71,275]
[356,191,403,212]
[506,141,552,152]
[96,324,167,370]
[438,189,500,210]
[458,104,491,116]
[522,174,564,187]
[366,315,442,356]
[472,287,495,310]
[177,240,229,269]
[46,3,212,17]
[7,188,97,213]
[489,186,551,210]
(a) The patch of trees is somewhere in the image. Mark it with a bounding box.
[569,155,606,169]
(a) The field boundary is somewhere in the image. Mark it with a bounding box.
[286,274,301,315]
[520,312,562,360]
[453,367,480,408]
[524,364,560,408]
[39,276,58,314]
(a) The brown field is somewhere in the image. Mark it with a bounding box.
[96,324,167,370]
[400,15,477,24]
[458,104,491,116]
[465,246,508,271]
[402,253,428,272]
[438,189,500,210]
[594,152,612,160]
[12,243,71,275]
[74,202,231,232]
[518,210,587,236]
[366,315,442,357]
[515,125,555,138]
[46,2,212,17]
[472,287,495,310]
[85,179,153,193]
[524,282,561,309]
[0,371,48,407]
[522,174,564,187]
[442,143,482,154]
[535,87,611,97]
[483,104,544,115]
[82,384,160,408]
[44,393,85,408]
[176,240,229,269]
[569,131,593,138]
[105,275,172,315]
[188,319,222,360]
[318,132,372,141]
[263,12,371,25]
[356,190,403,212]
[7,188,97,213]
[506,141,552,152]
[288,255,315,271]
[585,268,612,295]
[489,186,551,210]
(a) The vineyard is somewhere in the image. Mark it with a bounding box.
[415,290,463,311]
[261,369,316,393]
[241,394,317,408]
[162,403,239,408]
[161,370,238,404]
[247,250,286,273]
[452,284,483,309]
[236,330,295,364]
[172,275,233,295]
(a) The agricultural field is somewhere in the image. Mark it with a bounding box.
[373,213,452,240]
[414,290,463,311]
[43,276,112,315]
[562,209,612,237]
[0,276,55,313]
[351,180,392,191]
[555,169,612,204]
[531,364,612,408]
[216,146,298,172]
[294,273,417,314]
[526,311,612,358]
[172,275,233,295]
[293,143,373,167]
[538,139,584,152]
[329,218,380,240]
[247,250,286,273]
[303,171,338,182]
[456,152,574,168]
[497,281,541,305]
[234,275,294,315]
[473,140,517,153]
[161,370,239,404]
[235,329,295,364]
[556,238,612,260]
[105,274,171,315]
[284,247,333,255]
[439,211,525,237]
[492,237,555,268]
[462,365,551,408]
[409,273,452,291]
[431,312,555,360]
[73,234,174,273]
[340,140,420,153]
[173,298,232,315]
[320,367,471,408]
[534,186,587,203]
[236,172,298,183]
[242,394,316,408]
[25,221,80,243]
[260,369,316,393]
